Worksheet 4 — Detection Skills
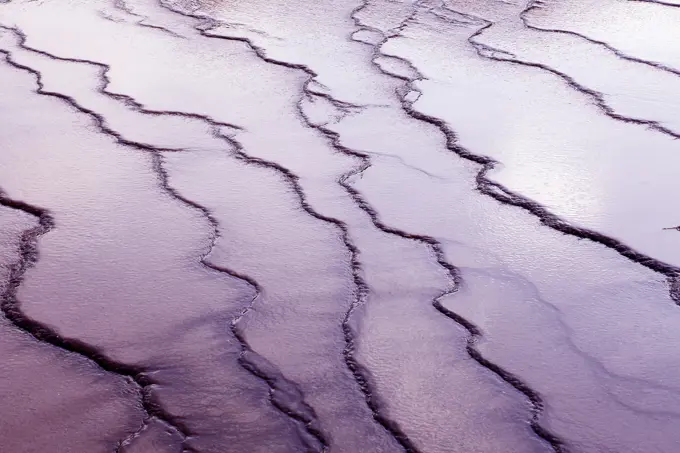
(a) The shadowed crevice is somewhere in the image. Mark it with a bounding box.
[158,2,573,451]
[351,0,680,448]
[297,86,569,453]
[111,0,185,38]
[151,152,329,453]
[150,2,432,451]
[366,7,680,300]
[398,71,680,300]
[349,0,425,83]
[0,29,327,452]
[521,2,680,77]
[0,187,192,450]
[629,0,680,7]
[346,4,572,450]
[436,6,680,141]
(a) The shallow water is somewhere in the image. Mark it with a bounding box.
[0,0,679,452]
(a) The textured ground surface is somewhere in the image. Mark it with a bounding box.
[1,0,679,452]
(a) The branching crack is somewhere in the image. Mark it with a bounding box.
[385,7,680,299]
[299,78,569,453]
[0,55,196,453]
[521,1,680,78]
[151,2,432,451]
[628,0,680,8]
[349,0,680,450]
[4,3,679,453]
[111,0,185,38]
[0,25,327,453]
[156,2,575,452]
[462,7,680,141]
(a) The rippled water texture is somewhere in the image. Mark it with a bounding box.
[1,0,679,452]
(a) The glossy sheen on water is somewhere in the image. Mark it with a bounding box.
[0,0,679,452]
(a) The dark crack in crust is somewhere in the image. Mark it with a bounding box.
[2,1,680,452]
[0,25,326,452]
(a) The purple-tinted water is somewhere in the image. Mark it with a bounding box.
[1,0,679,452]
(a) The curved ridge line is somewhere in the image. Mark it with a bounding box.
[150,153,329,453]
[173,0,569,449]
[177,3,680,452]
[1,24,242,132]
[211,126,420,453]
[438,7,680,141]
[418,23,680,289]
[182,13,365,111]
[0,193,155,453]
[111,0,185,38]
[0,55,198,451]
[521,2,680,78]
[403,9,680,296]
[136,21,184,38]
[297,89,568,453]
[351,27,385,46]
[349,1,424,84]
[0,26,181,154]
[354,1,680,446]
[297,88,424,453]
[347,5,569,449]
[0,29,329,451]
[629,0,680,8]
[153,2,426,451]
[3,23,332,450]
[6,26,331,450]
[401,66,680,298]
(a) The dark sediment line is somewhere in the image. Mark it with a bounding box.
[420,58,680,283]
[348,2,424,83]
[0,33,325,452]
[521,3,680,78]
[297,90,567,453]
[0,55,196,452]
[155,4,677,453]
[1,166,159,453]
[442,8,680,142]
[349,0,420,54]
[0,198,181,449]
[628,0,680,8]
[396,9,680,296]
[2,23,329,451]
[393,38,680,424]
[146,1,677,450]
[151,2,427,451]
[150,152,329,453]
[0,27,181,154]
[211,126,421,453]
[110,0,186,38]
[136,21,185,38]
[0,25,241,132]
[184,14,365,111]
[160,1,571,450]
[398,71,680,303]
[355,0,679,445]
[347,4,569,451]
